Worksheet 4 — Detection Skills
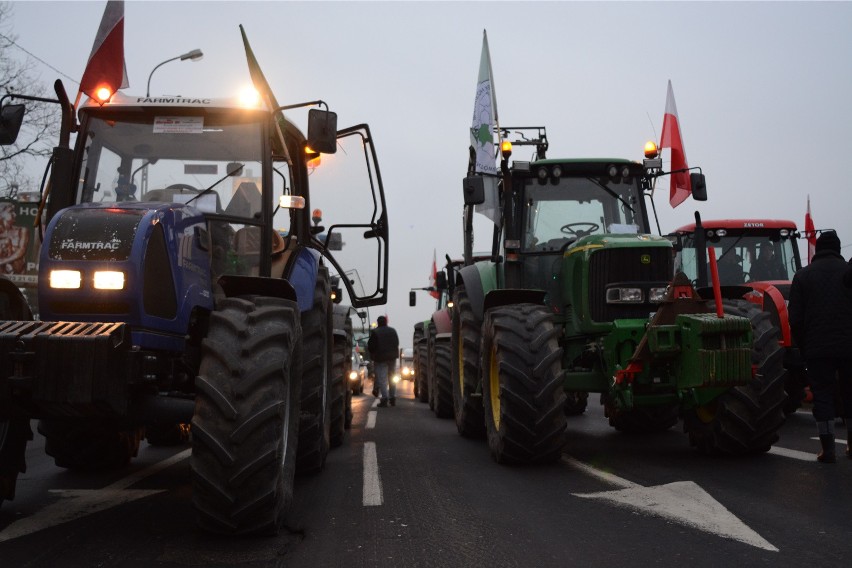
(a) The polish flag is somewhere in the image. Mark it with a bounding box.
[804,195,816,263]
[77,1,129,106]
[429,250,439,299]
[660,80,691,208]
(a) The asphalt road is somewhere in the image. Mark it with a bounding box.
[1,381,850,567]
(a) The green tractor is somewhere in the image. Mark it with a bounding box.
[452,127,787,463]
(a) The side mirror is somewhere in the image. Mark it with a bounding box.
[307,108,338,154]
[409,290,416,306]
[0,104,26,145]
[463,176,485,205]
[436,271,447,290]
[690,173,707,201]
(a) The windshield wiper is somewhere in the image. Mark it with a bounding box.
[586,177,634,213]
[184,162,245,207]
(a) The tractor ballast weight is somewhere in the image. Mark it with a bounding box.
[451,127,786,463]
[0,34,389,534]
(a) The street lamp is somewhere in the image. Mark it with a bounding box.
[146,49,204,97]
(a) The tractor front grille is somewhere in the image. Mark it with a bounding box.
[588,247,673,322]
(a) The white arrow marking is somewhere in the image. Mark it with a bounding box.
[563,456,778,552]
[0,448,191,543]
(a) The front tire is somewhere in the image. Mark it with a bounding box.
[0,418,33,504]
[683,299,787,455]
[296,267,333,474]
[451,287,486,437]
[191,296,301,535]
[480,304,567,464]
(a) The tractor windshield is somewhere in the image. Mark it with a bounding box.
[523,176,642,252]
[676,231,800,285]
[76,109,269,222]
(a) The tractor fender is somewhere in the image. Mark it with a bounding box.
[287,248,321,313]
[699,283,792,347]
[0,277,33,320]
[431,308,452,335]
[457,263,496,321]
[744,282,792,347]
[483,289,547,314]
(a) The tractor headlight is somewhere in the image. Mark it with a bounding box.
[606,287,643,303]
[649,287,668,303]
[349,371,358,381]
[50,270,82,289]
[392,374,401,384]
[94,270,125,290]
[402,367,411,376]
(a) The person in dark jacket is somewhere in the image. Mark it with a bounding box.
[368,316,400,407]
[788,230,852,462]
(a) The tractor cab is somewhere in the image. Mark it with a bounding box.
[669,220,801,289]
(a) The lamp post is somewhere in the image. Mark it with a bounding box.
[146,49,203,97]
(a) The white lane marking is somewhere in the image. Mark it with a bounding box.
[371,398,380,408]
[366,410,377,429]
[0,448,192,543]
[362,442,383,506]
[563,456,778,552]
[809,436,848,445]
[768,446,814,462]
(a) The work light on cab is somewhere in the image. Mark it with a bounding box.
[95,86,113,105]
[239,86,261,108]
[644,140,659,159]
[279,195,306,209]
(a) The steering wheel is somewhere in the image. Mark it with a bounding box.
[560,222,600,239]
[166,183,198,193]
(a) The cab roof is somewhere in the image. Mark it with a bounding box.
[79,92,272,113]
[672,219,798,233]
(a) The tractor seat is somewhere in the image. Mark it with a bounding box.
[233,226,293,278]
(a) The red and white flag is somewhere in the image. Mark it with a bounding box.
[77,0,129,106]
[804,195,816,263]
[660,80,691,208]
[429,250,439,299]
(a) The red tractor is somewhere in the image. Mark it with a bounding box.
[668,216,807,414]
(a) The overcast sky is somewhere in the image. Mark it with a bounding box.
[7,1,852,344]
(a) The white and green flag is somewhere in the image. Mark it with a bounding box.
[470,30,501,226]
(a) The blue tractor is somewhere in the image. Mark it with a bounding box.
[0,43,388,533]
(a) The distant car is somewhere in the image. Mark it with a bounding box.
[400,347,415,381]
[350,350,367,395]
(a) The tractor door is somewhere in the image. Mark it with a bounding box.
[308,124,388,308]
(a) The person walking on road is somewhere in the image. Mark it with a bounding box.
[368,315,400,407]
[789,230,852,463]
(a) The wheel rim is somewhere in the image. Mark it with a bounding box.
[695,400,718,424]
[489,345,500,429]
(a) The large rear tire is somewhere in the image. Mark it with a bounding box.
[330,334,347,448]
[431,339,454,418]
[684,299,787,455]
[412,322,425,401]
[480,304,567,464]
[191,296,301,535]
[451,286,486,438]
[39,419,143,470]
[415,341,429,403]
[296,267,333,474]
[0,418,33,505]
